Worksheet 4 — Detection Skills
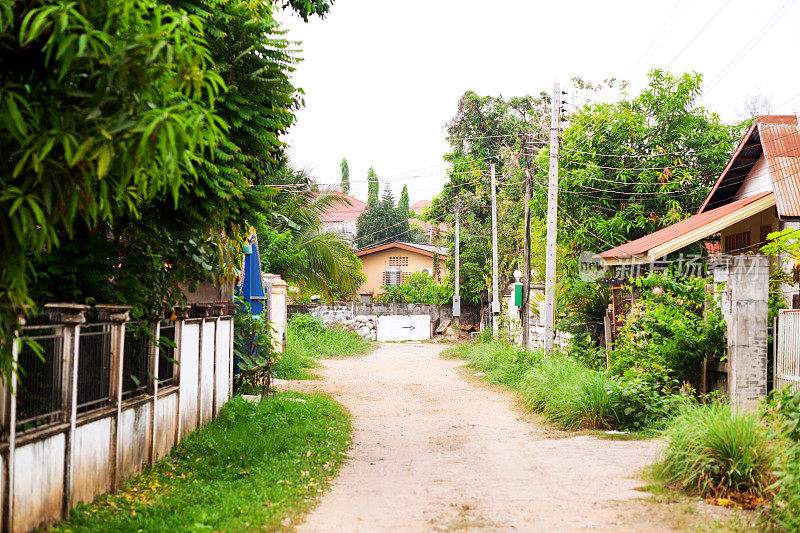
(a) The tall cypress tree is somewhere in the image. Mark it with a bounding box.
[398,185,410,216]
[367,167,379,207]
[340,157,350,194]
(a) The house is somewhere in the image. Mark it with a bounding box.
[596,115,800,408]
[319,191,367,239]
[598,114,800,295]
[355,241,449,298]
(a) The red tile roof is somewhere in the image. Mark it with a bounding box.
[319,192,367,223]
[598,192,773,261]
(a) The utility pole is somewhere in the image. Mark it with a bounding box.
[544,82,561,353]
[453,196,461,325]
[522,135,532,350]
[490,163,500,339]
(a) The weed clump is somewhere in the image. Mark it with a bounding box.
[653,402,782,498]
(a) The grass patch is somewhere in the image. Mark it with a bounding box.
[272,315,372,380]
[52,392,351,532]
[652,402,782,499]
[453,340,686,433]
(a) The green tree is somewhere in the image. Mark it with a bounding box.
[430,91,548,305]
[367,167,379,207]
[398,185,410,216]
[356,185,411,249]
[547,70,737,278]
[340,157,350,194]
[0,0,225,370]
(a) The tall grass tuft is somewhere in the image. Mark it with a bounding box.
[519,353,616,430]
[467,341,537,387]
[653,402,782,497]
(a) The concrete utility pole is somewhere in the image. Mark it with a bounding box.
[544,82,561,353]
[522,136,533,350]
[453,196,461,324]
[491,163,500,339]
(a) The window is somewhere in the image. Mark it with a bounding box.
[759,224,773,245]
[384,268,401,286]
[724,231,751,253]
[388,256,408,267]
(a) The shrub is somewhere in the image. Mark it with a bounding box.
[654,402,781,498]
[612,272,726,389]
[763,387,800,529]
[376,271,453,304]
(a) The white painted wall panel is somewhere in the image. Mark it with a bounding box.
[215,318,232,411]
[179,322,200,436]
[118,403,152,481]
[14,434,65,533]
[200,321,215,424]
[72,418,112,505]
[377,315,432,342]
[735,155,772,200]
[154,393,177,459]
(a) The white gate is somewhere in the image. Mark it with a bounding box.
[776,309,800,392]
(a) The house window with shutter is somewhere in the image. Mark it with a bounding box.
[759,224,773,245]
[724,231,751,253]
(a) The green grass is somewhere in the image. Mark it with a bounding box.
[451,340,682,433]
[272,316,372,380]
[652,402,783,498]
[52,393,351,532]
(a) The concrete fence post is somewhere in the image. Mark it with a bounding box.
[2,313,22,533]
[101,305,130,491]
[726,255,769,410]
[44,303,89,520]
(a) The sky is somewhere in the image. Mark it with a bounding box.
[279,0,800,205]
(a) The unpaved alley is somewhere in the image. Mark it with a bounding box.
[287,342,672,532]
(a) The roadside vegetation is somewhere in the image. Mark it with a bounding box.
[52,393,351,532]
[449,269,800,528]
[272,314,372,380]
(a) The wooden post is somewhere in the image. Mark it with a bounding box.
[173,308,185,447]
[544,82,561,353]
[522,141,532,350]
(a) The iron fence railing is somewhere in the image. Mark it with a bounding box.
[158,322,177,387]
[16,323,65,432]
[77,323,112,413]
[122,323,151,400]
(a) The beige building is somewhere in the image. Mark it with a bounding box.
[356,241,449,298]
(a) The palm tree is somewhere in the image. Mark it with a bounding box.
[261,167,365,299]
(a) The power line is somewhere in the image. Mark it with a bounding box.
[665,0,732,68]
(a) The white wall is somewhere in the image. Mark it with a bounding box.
[376,315,431,342]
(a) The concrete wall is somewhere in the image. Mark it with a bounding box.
[358,248,448,296]
[5,315,233,533]
[311,302,453,324]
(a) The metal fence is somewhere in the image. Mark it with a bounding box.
[77,323,112,413]
[158,321,177,387]
[776,309,800,392]
[16,323,65,432]
[16,315,182,434]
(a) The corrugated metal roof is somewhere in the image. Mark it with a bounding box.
[759,123,800,217]
[598,192,773,261]
[701,115,799,215]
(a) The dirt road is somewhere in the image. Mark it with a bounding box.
[284,342,680,532]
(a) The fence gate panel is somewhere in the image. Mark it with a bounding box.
[776,309,800,392]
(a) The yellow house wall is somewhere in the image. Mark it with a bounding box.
[358,249,448,296]
[719,206,780,254]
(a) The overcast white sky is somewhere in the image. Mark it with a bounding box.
[280,0,800,205]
